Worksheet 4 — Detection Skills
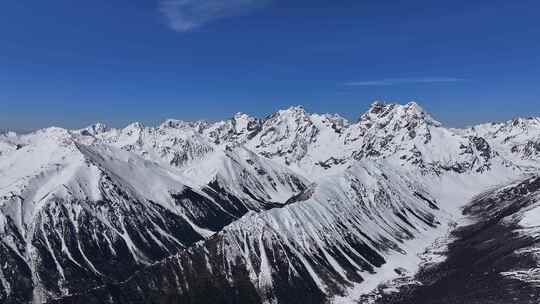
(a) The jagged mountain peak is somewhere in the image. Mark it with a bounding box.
[126,121,145,129]
[501,116,540,135]
[121,121,145,135]
[89,122,108,131]
[29,126,79,147]
[470,116,540,136]
[159,119,208,131]
[230,112,260,129]
[160,119,188,128]
[264,105,311,126]
[36,126,71,135]
[464,116,540,164]
[202,112,261,145]
[1,101,540,304]
[248,106,322,165]
[232,111,254,120]
[336,101,509,174]
[79,122,110,136]
[360,100,441,127]
[344,101,441,145]
[276,104,306,114]
[509,116,540,126]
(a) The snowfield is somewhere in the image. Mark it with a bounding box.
[0,101,539,303]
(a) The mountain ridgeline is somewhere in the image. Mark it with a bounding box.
[0,102,539,304]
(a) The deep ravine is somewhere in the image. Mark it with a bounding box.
[371,176,540,304]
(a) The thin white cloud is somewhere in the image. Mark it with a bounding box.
[159,0,270,32]
[344,77,465,86]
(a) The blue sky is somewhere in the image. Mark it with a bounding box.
[1,0,540,131]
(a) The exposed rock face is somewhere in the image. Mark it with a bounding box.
[371,175,540,304]
[0,102,539,304]
[204,112,262,145]
[51,162,443,304]
[0,128,306,303]
[463,116,540,167]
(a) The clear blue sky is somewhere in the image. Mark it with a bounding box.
[1,0,540,131]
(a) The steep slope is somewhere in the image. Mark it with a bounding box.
[83,119,310,214]
[372,175,540,304]
[0,128,204,303]
[51,160,524,304]
[464,117,540,169]
[52,161,450,304]
[241,102,520,177]
[202,112,262,145]
[179,146,307,209]
[0,128,308,303]
[88,121,215,168]
[1,102,539,304]
[245,106,349,175]
[342,102,506,175]
[0,132,23,158]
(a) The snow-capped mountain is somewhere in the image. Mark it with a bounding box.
[462,117,540,169]
[0,102,539,304]
[203,112,262,145]
[0,127,306,303]
[340,102,513,176]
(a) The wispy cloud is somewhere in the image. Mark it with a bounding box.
[344,77,465,86]
[159,0,270,32]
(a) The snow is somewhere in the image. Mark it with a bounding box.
[210,159,519,303]
[1,101,539,303]
[497,187,540,288]
[520,201,540,228]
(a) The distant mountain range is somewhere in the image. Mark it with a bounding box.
[1,102,539,304]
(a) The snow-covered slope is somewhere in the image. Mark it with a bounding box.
[179,146,307,208]
[56,161,445,303]
[245,106,349,174]
[367,174,540,304]
[203,112,261,145]
[0,102,539,304]
[52,160,522,304]
[463,117,540,169]
[88,121,215,168]
[0,127,307,303]
[0,132,22,159]
[242,102,525,177]
[338,101,523,177]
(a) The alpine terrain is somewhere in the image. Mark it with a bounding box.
[1,102,539,304]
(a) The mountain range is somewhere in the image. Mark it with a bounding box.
[1,102,539,304]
